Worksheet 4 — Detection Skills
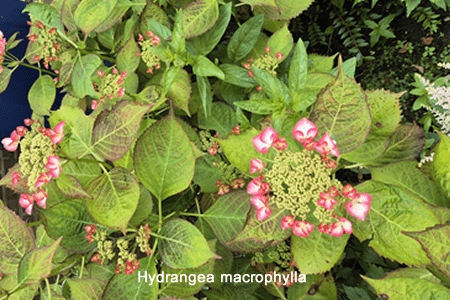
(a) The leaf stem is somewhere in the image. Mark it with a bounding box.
[179,212,203,217]
[19,62,57,76]
[79,256,85,278]
[45,278,52,300]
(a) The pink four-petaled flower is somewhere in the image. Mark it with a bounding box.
[19,193,34,215]
[330,217,353,237]
[1,130,20,151]
[292,220,314,237]
[252,127,279,154]
[292,118,318,143]
[250,159,265,174]
[345,193,371,221]
[313,132,340,157]
[45,156,62,178]
[47,121,65,144]
[32,189,48,209]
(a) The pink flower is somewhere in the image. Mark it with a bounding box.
[19,193,34,215]
[28,34,38,42]
[250,195,269,211]
[265,47,271,54]
[11,172,21,187]
[232,125,241,135]
[318,223,331,234]
[2,130,20,151]
[244,63,251,69]
[45,156,62,178]
[281,215,294,229]
[117,88,125,98]
[292,118,318,143]
[292,220,314,237]
[32,189,47,209]
[35,172,53,189]
[85,224,97,235]
[256,85,262,92]
[230,178,245,189]
[273,138,288,151]
[317,192,338,210]
[313,132,340,157]
[208,146,217,155]
[217,184,230,195]
[91,100,99,110]
[250,159,265,174]
[342,184,356,199]
[330,217,353,237]
[275,52,283,61]
[345,193,371,221]
[252,127,279,154]
[302,139,316,151]
[24,119,34,126]
[247,176,270,195]
[256,206,272,221]
[327,186,339,197]
[47,121,65,144]
[151,35,161,46]
[112,68,118,75]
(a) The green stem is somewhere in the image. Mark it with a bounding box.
[19,62,57,76]
[44,278,52,300]
[79,256,85,278]
[343,164,361,169]
[179,212,203,217]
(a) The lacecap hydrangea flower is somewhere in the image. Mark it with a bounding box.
[247,118,371,237]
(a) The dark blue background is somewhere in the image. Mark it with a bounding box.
[1,1,38,138]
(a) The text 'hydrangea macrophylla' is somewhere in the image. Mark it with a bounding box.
[345,193,371,221]
[247,118,371,237]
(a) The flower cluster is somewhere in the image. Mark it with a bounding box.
[0,30,6,74]
[27,17,62,69]
[199,130,221,155]
[247,118,371,237]
[138,31,162,74]
[2,119,65,214]
[91,68,127,109]
[244,47,283,91]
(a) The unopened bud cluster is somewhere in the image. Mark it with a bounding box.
[91,68,127,109]
[27,16,62,69]
[85,223,152,275]
[1,119,65,215]
[199,130,222,156]
[138,31,162,74]
[245,47,283,79]
[247,118,371,237]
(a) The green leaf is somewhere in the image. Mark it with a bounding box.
[23,3,65,36]
[363,274,450,300]
[129,185,153,227]
[432,132,450,199]
[56,174,92,199]
[0,68,13,94]
[18,237,62,286]
[72,54,101,98]
[193,55,225,79]
[292,228,349,275]
[165,69,191,116]
[289,38,308,95]
[252,67,290,104]
[86,167,139,232]
[172,10,186,56]
[94,0,132,33]
[235,99,282,114]
[91,100,151,161]
[287,273,337,300]
[198,102,237,135]
[196,75,213,118]
[103,257,158,300]
[0,205,35,275]
[182,0,219,39]
[65,277,107,300]
[227,14,264,62]
[252,0,315,20]
[267,22,293,62]
[116,34,140,74]
[228,206,291,252]
[366,89,403,136]
[353,180,439,265]
[74,0,118,35]
[28,75,55,116]
[308,53,338,73]
[35,225,68,264]
[193,155,221,193]
[310,57,371,154]
[370,161,449,207]
[203,191,252,252]
[61,0,80,32]
[192,2,232,55]
[160,219,217,269]
[134,111,195,201]
[290,72,334,112]
[139,3,171,36]
[40,199,95,252]
[219,64,258,88]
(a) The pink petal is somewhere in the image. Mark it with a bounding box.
[256,206,271,221]
[2,137,19,152]
[330,222,344,237]
[54,121,65,135]
[281,215,294,229]
[292,118,318,143]
[247,177,269,195]
[250,159,265,174]
[342,184,356,199]
[259,127,279,144]
[345,201,370,221]
[33,189,48,209]
[251,195,268,210]
[19,193,33,209]
[25,203,34,215]
[252,135,271,154]
[273,138,288,151]
[313,132,340,157]
[355,193,372,204]
[292,221,314,237]
[339,217,353,234]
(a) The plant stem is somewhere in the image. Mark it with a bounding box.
[179,212,203,217]
[44,278,52,300]
[19,62,57,76]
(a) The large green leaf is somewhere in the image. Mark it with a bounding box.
[35,225,68,264]
[203,191,252,252]
[310,57,371,154]
[39,199,95,252]
[365,89,403,137]
[289,38,307,96]
[267,22,293,62]
[116,34,140,74]
[91,100,151,161]
[291,228,349,275]
[74,0,117,34]
[370,161,449,207]
[65,277,106,300]
[94,0,132,33]
[219,64,258,88]
[56,174,92,199]
[28,75,55,116]
[197,102,237,135]
[227,15,264,62]
[62,160,102,190]
[0,205,35,275]
[192,55,225,79]
[250,0,315,20]
[61,0,80,33]
[134,110,195,201]
[0,68,13,94]
[18,237,62,286]
[50,105,97,159]
[182,0,219,39]
[23,3,65,36]
[432,131,450,199]
[352,180,439,265]
[289,72,334,113]
[103,257,158,300]
[166,69,191,116]
[86,167,140,232]
[287,273,338,300]
[71,54,101,98]
[159,219,217,269]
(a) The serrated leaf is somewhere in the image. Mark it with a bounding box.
[65,277,106,300]
[198,102,237,135]
[292,228,349,275]
[252,67,290,104]
[134,111,195,201]
[251,0,315,20]
[0,68,13,94]
[160,219,217,269]
[40,199,95,252]
[62,160,102,189]
[129,185,153,227]
[267,22,293,62]
[72,54,101,98]
[56,174,92,199]
[352,180,439,265]
[23,3,65,36]
[103,257,158,300]
[86,167,139,232]
[182,0,219,39]
[116,34,140,74]
[35,225,68,264]
[18,237,62,286]
[0,206,35,275]
[28,75,55,116]
[91,100,151,161]
[219,64,258,88]
[203,191,252,252]
[139,2,171,36]
[308,53,338,73]
[289,38,307,95]
[74,0,117,35]
[94,0,132,33]
[166,69,191,116]
[432,131,450,199]
[228,206,291,252]
[228,14,264,62]
[193,55,225,79]
[366,89,403,136]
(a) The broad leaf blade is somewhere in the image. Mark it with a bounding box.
[28,75,55,116]
[182,0,219,39]
[74,0,118,35]
[66,277,107,300]
[227,14,264,62]
[56,174,92,199]
[72,54,101,99]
